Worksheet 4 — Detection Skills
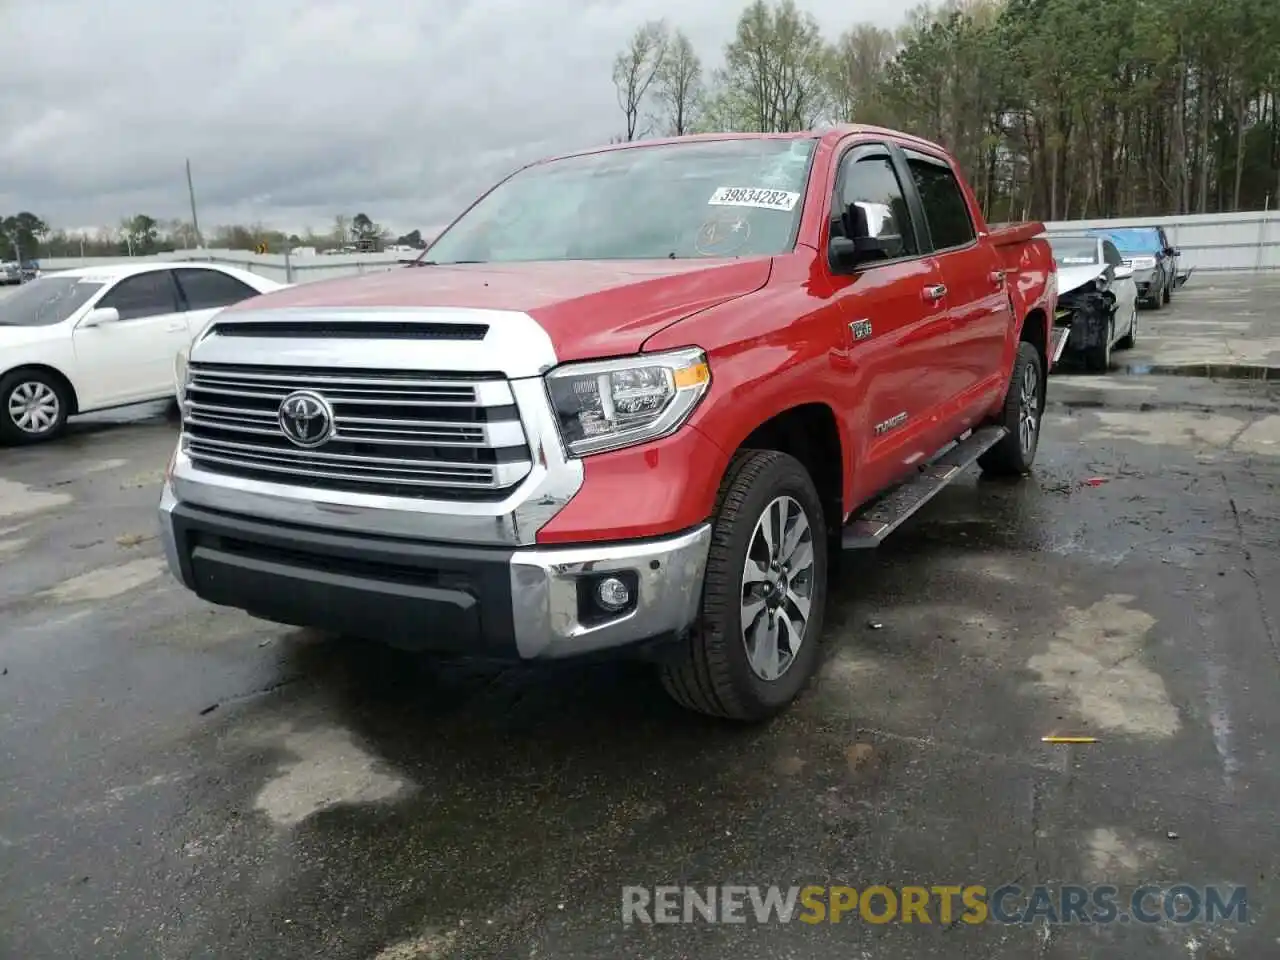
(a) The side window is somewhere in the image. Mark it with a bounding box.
[831,152,917,260]
[173,268,259,311]
[1102,241,1122,267]
[904,152,977,251]
[97,271,180,321]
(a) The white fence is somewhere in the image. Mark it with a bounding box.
[37,248,406,285]
[1041,210,1280,273]
[35,209,1280,284]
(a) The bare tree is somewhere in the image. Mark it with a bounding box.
[612,20,669,140]
[825,24,897,124]
[655,30,704,135]
[720,0,829,133]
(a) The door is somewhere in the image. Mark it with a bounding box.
[72,269,187,406]
[1101,240,1136,339]
[172,267,263,336]
[900,147,1011,406]
[827,143,951,502]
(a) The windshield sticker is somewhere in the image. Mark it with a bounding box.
[708,187,800,211]
[695,215,752,256]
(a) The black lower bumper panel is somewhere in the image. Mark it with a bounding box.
[169,504,519,656]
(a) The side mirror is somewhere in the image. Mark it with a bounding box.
[1113,265,1134,280]
[1167,246,1179,257]
[79,306,120,328]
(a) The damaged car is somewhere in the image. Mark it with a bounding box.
[1047,234,1138,373]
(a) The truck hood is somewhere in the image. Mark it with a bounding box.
[222,258,773,361]
[1056,264,1108,296]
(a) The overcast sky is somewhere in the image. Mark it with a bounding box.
[1,0,905,237]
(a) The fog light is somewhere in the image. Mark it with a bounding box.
[596,576,631,612]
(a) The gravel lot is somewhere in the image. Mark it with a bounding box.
[1,277,1279,959]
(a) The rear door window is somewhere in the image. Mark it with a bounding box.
[173,268,260,310]
[902,150,976,251]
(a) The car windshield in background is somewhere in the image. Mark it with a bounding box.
[1050,239,1099,265]
[1098,228,1161,253]
[0,276,104,326]
[423,138,818,264]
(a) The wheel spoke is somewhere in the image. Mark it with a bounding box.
[742,558,768,585]
[780,508,809,566]
[788,540,814,578]
[749,614,781,681]
[784,587,811,627]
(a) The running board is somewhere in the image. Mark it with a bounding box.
[841,425,1008,549]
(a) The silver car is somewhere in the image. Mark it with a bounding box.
[0,262,21,285]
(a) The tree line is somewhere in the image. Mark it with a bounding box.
[1,211,431,260]
[611,0,1280,222]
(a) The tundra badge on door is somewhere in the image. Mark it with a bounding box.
[874,412,908,436]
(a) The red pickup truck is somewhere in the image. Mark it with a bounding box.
[160,126,1058,721]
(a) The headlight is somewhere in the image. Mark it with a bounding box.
[174,347,191,404]
[544,346,711,456]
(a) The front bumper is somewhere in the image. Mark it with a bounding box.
[159,484,711,660]
[1130,268,1158,298]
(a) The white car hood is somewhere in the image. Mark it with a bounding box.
[1056,263,1107,296]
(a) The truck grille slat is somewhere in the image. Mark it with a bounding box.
[183,362,533,500]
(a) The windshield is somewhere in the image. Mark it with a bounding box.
[1097,228,1160,254]
[1050,238,1099,265]
[423,138,817,264]
[0,276,104,326]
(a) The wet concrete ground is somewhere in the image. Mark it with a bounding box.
[1115,270,1280,373]
[3,366,1280,957]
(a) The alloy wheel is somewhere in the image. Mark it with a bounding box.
[1018,360,1040,455]
[740,495,816,682]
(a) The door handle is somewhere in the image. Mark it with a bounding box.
[922,284,947,302]
[166,323,186,332]
[990,270,1006,287]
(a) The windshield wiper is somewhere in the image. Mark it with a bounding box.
[404,259,485,267]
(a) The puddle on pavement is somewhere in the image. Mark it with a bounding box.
[1114,362,1280,380]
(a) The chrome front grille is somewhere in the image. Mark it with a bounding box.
[182,362,533,501]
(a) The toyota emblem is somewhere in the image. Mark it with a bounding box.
[277,390,335,448]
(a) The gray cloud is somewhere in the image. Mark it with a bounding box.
[0,0,904,235]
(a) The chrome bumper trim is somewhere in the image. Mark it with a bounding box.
[509,524,712,659]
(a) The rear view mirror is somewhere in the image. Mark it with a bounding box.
[1114,265,1134,280]
[79,306,120,328]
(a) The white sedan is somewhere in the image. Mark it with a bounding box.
[0,262,283,444]
[1047,234,1139,372]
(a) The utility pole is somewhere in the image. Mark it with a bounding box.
[186,159,203,248]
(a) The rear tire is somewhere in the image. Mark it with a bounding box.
[0,369,70,445]
[978,341,1044,477]
[660,450,828,722]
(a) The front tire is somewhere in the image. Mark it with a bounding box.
[1162,276,1172,304]
[660,450,828,722]
[0,369,70,444]
[1085,316,1113,373]
[1116,305,1138,350]
[978,340,1044,477]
